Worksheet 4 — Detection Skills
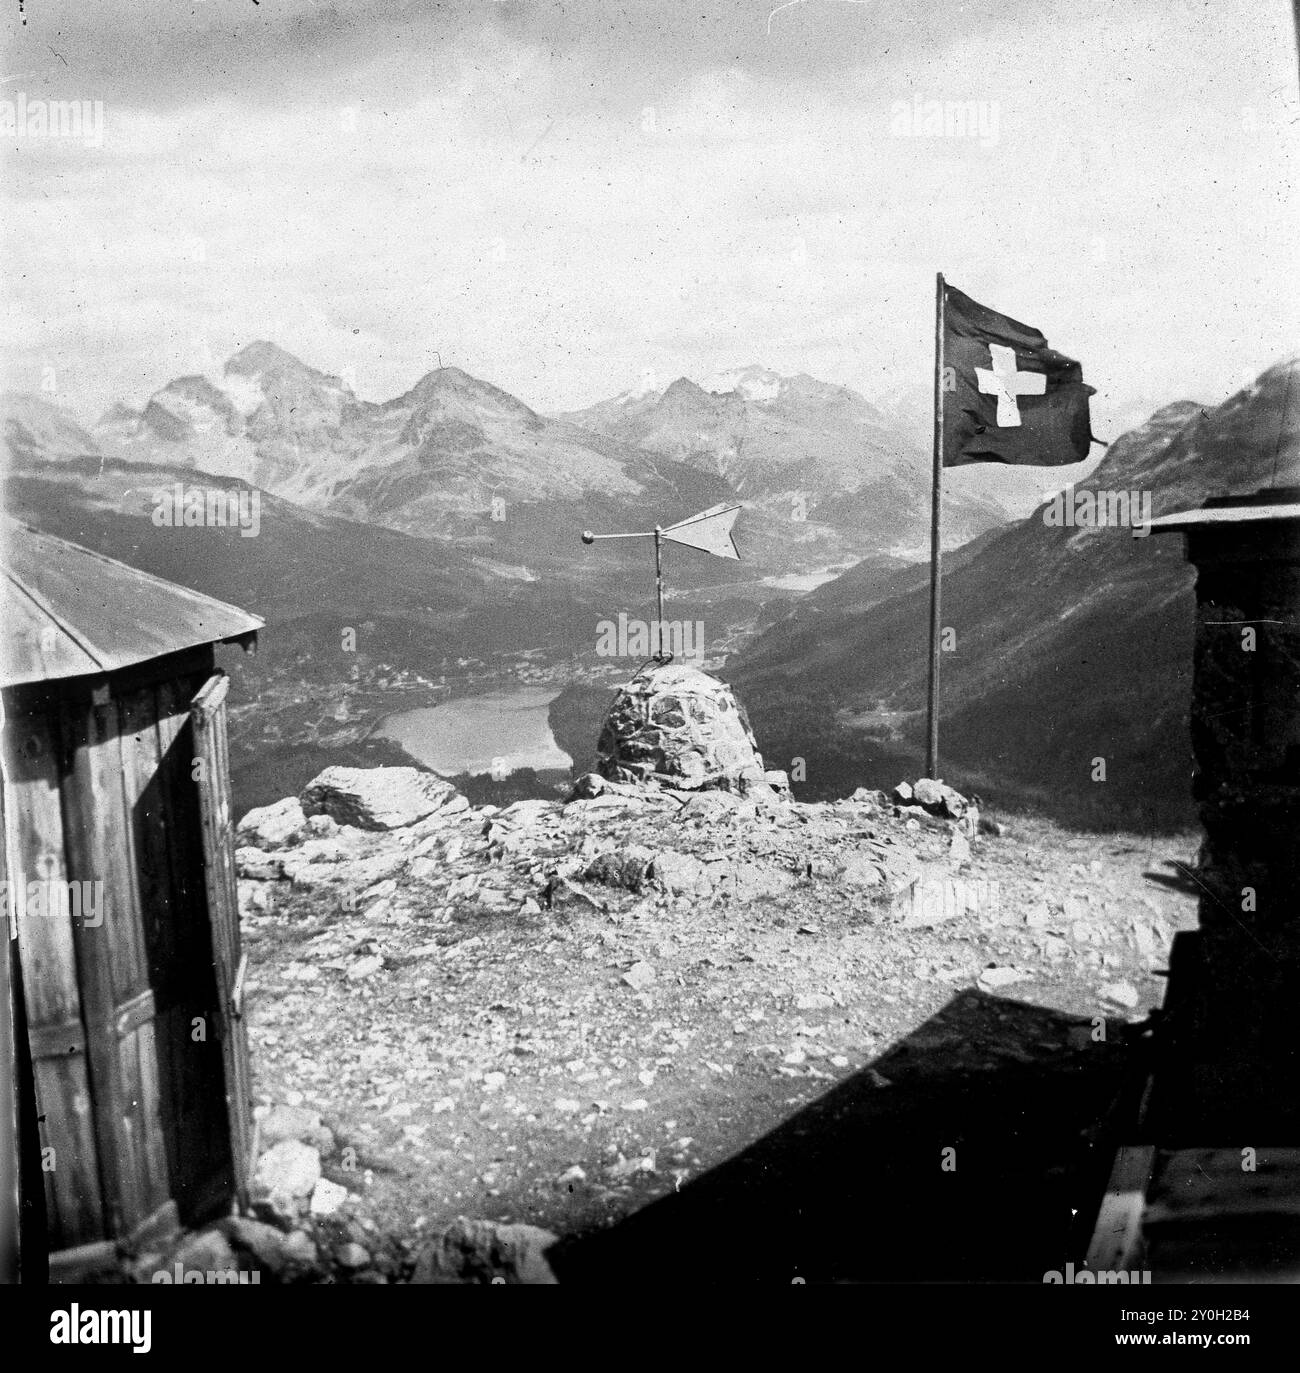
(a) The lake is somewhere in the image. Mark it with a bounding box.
[374,687,573,777]
[759,567,847,592]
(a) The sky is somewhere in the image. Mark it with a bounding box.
[2,0,1298,440]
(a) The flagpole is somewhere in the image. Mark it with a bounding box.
[925,272,945,779]
[653,526,666,651]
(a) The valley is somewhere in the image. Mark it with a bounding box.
[6,351,1298,834]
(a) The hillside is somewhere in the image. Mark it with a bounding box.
[727,359,1300,827]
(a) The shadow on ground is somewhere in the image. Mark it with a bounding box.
[550,988,1146,1284]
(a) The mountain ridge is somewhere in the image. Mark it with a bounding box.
[558,362,1009,558]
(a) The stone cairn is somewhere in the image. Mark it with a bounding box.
[595,663,777,795]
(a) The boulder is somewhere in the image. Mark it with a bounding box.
[584,845,657,892]
[621,961,656,991]
[895,777,972,821]
[300,766,459,831]
[652,849,713,897]
[280,845,407,891]
[237,797,306,850]
[222,1216,291,1275]
[407,792,472,829]
[765,769,792,796]
[676,791,742,824]
[168,1227,241,1277]
[568,772,606,800]
[258,1103,335,1154]
[912,777,971,820]
[949,830,972,869]
[596,663,765,792]
[236,848,286,881]
[410,1217,559,1285]
[496,799,562,828]
[310,1179,349,1216]
[237,880,279,920]
[281,1229,320,1270]
[839,852,884,887]
[334,1242,371,1272]
[253,1140,321,1218]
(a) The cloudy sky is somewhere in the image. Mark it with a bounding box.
[2,0,1297,437]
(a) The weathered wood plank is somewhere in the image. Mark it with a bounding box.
[7,704,103,1247]
[8,707,82,1027]
[191,673,252,1203]
[128,1017,169,1220]
[34,1049,102,1251]
[119,687,173,986]
[57,691,136,1235]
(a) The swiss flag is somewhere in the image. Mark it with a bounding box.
[943,284,1095,467]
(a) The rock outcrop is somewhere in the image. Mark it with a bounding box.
[300,765,461,830]
[236,763,943,945]
[237,796,307,849]
[893,778,980,832]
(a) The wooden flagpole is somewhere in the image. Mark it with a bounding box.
[925,272,946,779]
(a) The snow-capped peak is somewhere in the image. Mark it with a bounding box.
[217,371,269,418]
[698,365,784,402]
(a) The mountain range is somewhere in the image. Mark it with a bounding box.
[87,347,1009,580]
[8,346,1015,675]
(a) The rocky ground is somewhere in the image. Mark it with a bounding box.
[176,764,1203,1283]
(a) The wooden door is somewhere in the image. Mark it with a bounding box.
[190,674,253,1204]
[57,667,229,1251]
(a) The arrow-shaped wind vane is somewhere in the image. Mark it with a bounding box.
[581,502,741,660]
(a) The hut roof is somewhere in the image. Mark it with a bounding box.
[1,518,263,687]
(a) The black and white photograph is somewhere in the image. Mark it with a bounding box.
[2,0,1299,1335]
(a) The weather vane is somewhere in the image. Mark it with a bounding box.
[581,502,742,660]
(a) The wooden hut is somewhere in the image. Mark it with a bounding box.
[1,519,263,1279]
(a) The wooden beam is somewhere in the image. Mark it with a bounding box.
[1086,1144,1157,1273]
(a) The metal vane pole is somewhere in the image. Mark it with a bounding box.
[581,503,743,665]
[653,527,665,637]
[925,271,946,780]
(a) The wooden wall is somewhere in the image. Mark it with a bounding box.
[3,647,243,1258]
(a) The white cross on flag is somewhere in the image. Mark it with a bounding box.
[943,283,1095,467]
[976,343,1047,427]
